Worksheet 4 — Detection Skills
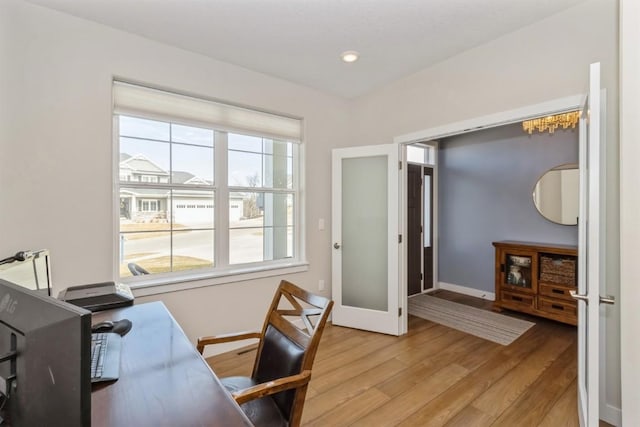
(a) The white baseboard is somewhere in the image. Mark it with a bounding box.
[437,282,495,301]
[601,403,622,426]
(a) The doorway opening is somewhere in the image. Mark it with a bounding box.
[406,143,436,297]
[396,94,585,336]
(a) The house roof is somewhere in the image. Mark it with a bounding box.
[120,153,211,184]
[120,154,169,175]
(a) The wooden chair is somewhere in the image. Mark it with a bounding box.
[197,280,333,427]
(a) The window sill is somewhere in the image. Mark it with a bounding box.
[124,261,309,298]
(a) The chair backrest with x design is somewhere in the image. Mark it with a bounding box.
[250,280,333,425]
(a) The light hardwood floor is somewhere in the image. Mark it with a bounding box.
[206,290,587,426]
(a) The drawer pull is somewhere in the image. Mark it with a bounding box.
[551,304,564,310]
[552,289,565,294]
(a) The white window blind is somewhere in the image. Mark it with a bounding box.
[113,81,302,141]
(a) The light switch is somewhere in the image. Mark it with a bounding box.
[318,218,325,231]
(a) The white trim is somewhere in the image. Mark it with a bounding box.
[215,131,229,267]
[129,261,309,297]
[438,282,495,301]
[399,144,408,334]
[601,403,622,427]
[620,1,640,425]
[394,94,583,144]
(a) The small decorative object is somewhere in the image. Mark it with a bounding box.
[508,265,522,285]
[509,255,531,268]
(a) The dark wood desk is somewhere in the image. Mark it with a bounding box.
[91,302,252,427]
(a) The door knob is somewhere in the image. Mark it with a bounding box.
[570,290,588,302]
[599,295,615,305]
[333,243,341,249]
[569,290,616,305]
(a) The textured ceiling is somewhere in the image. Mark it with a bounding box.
[26,0,587,98]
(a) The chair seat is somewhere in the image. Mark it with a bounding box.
[222,376,288,427]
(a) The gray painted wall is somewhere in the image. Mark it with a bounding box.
[438,122,578,293]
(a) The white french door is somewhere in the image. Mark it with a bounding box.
[331,144,400,335]
[574,62,611,426]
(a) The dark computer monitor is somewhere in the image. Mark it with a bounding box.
[0,278,91,426]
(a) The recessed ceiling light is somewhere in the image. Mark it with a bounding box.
[341,50,359,63]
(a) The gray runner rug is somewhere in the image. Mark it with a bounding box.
[408,294,535,346]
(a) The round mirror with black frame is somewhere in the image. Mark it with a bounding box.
[532,163,579,225]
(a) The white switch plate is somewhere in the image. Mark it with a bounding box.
[318,218,325,231]
[318,279,325,291]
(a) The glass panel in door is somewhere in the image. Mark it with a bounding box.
[341,156,388,311]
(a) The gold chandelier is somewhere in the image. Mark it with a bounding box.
[522,111,581,134]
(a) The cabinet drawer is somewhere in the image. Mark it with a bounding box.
[500,291,535,311]
[538,297,577,318]
[539,283,575,302]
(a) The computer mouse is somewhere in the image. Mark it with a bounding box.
[91,319,132,336]
[111,319,132,336]
[91,320,114,333]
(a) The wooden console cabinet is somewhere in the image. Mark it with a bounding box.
[492,241,578,326]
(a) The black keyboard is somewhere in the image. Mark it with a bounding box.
[91,332,122,383]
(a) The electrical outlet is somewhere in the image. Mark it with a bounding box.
[318,279,325,291]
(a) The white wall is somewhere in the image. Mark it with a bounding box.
[619,0,639,424]
[349,0,621,421]
[0,0,350,354]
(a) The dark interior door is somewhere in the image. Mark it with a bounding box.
[423,167,434,290]
[407,164,422,295]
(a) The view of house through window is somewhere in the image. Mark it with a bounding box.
[117,113,298,278]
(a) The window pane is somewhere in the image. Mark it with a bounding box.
[424,175,431,248]
[119,116,169,141]
[262,193,293,227]
[228,133,262,153]
[407,145,426,164]
[229,228,263,264]
[172,230,214,271]
[119,232,171,277]
[172,189,214,229]
[120,187,171,224]
[229,136,293,189]
[229,192,294,264]
[119,229,214,277]
[171,123,214,147]
[120,137,170,183]
[229,150,262,187]
[263,152,292,189]
[172,144,214,184]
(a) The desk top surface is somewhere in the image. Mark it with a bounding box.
[91,301,252,427]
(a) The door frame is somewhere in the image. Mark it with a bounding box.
[620,0,640,423]
[394,93,584,334]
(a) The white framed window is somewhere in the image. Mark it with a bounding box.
[114,82,303,285]
[407,144,436,165]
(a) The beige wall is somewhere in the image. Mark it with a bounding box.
[349,0,620,421]
[0,0,350,353]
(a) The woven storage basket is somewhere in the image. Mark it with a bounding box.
[539,255,576,285]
